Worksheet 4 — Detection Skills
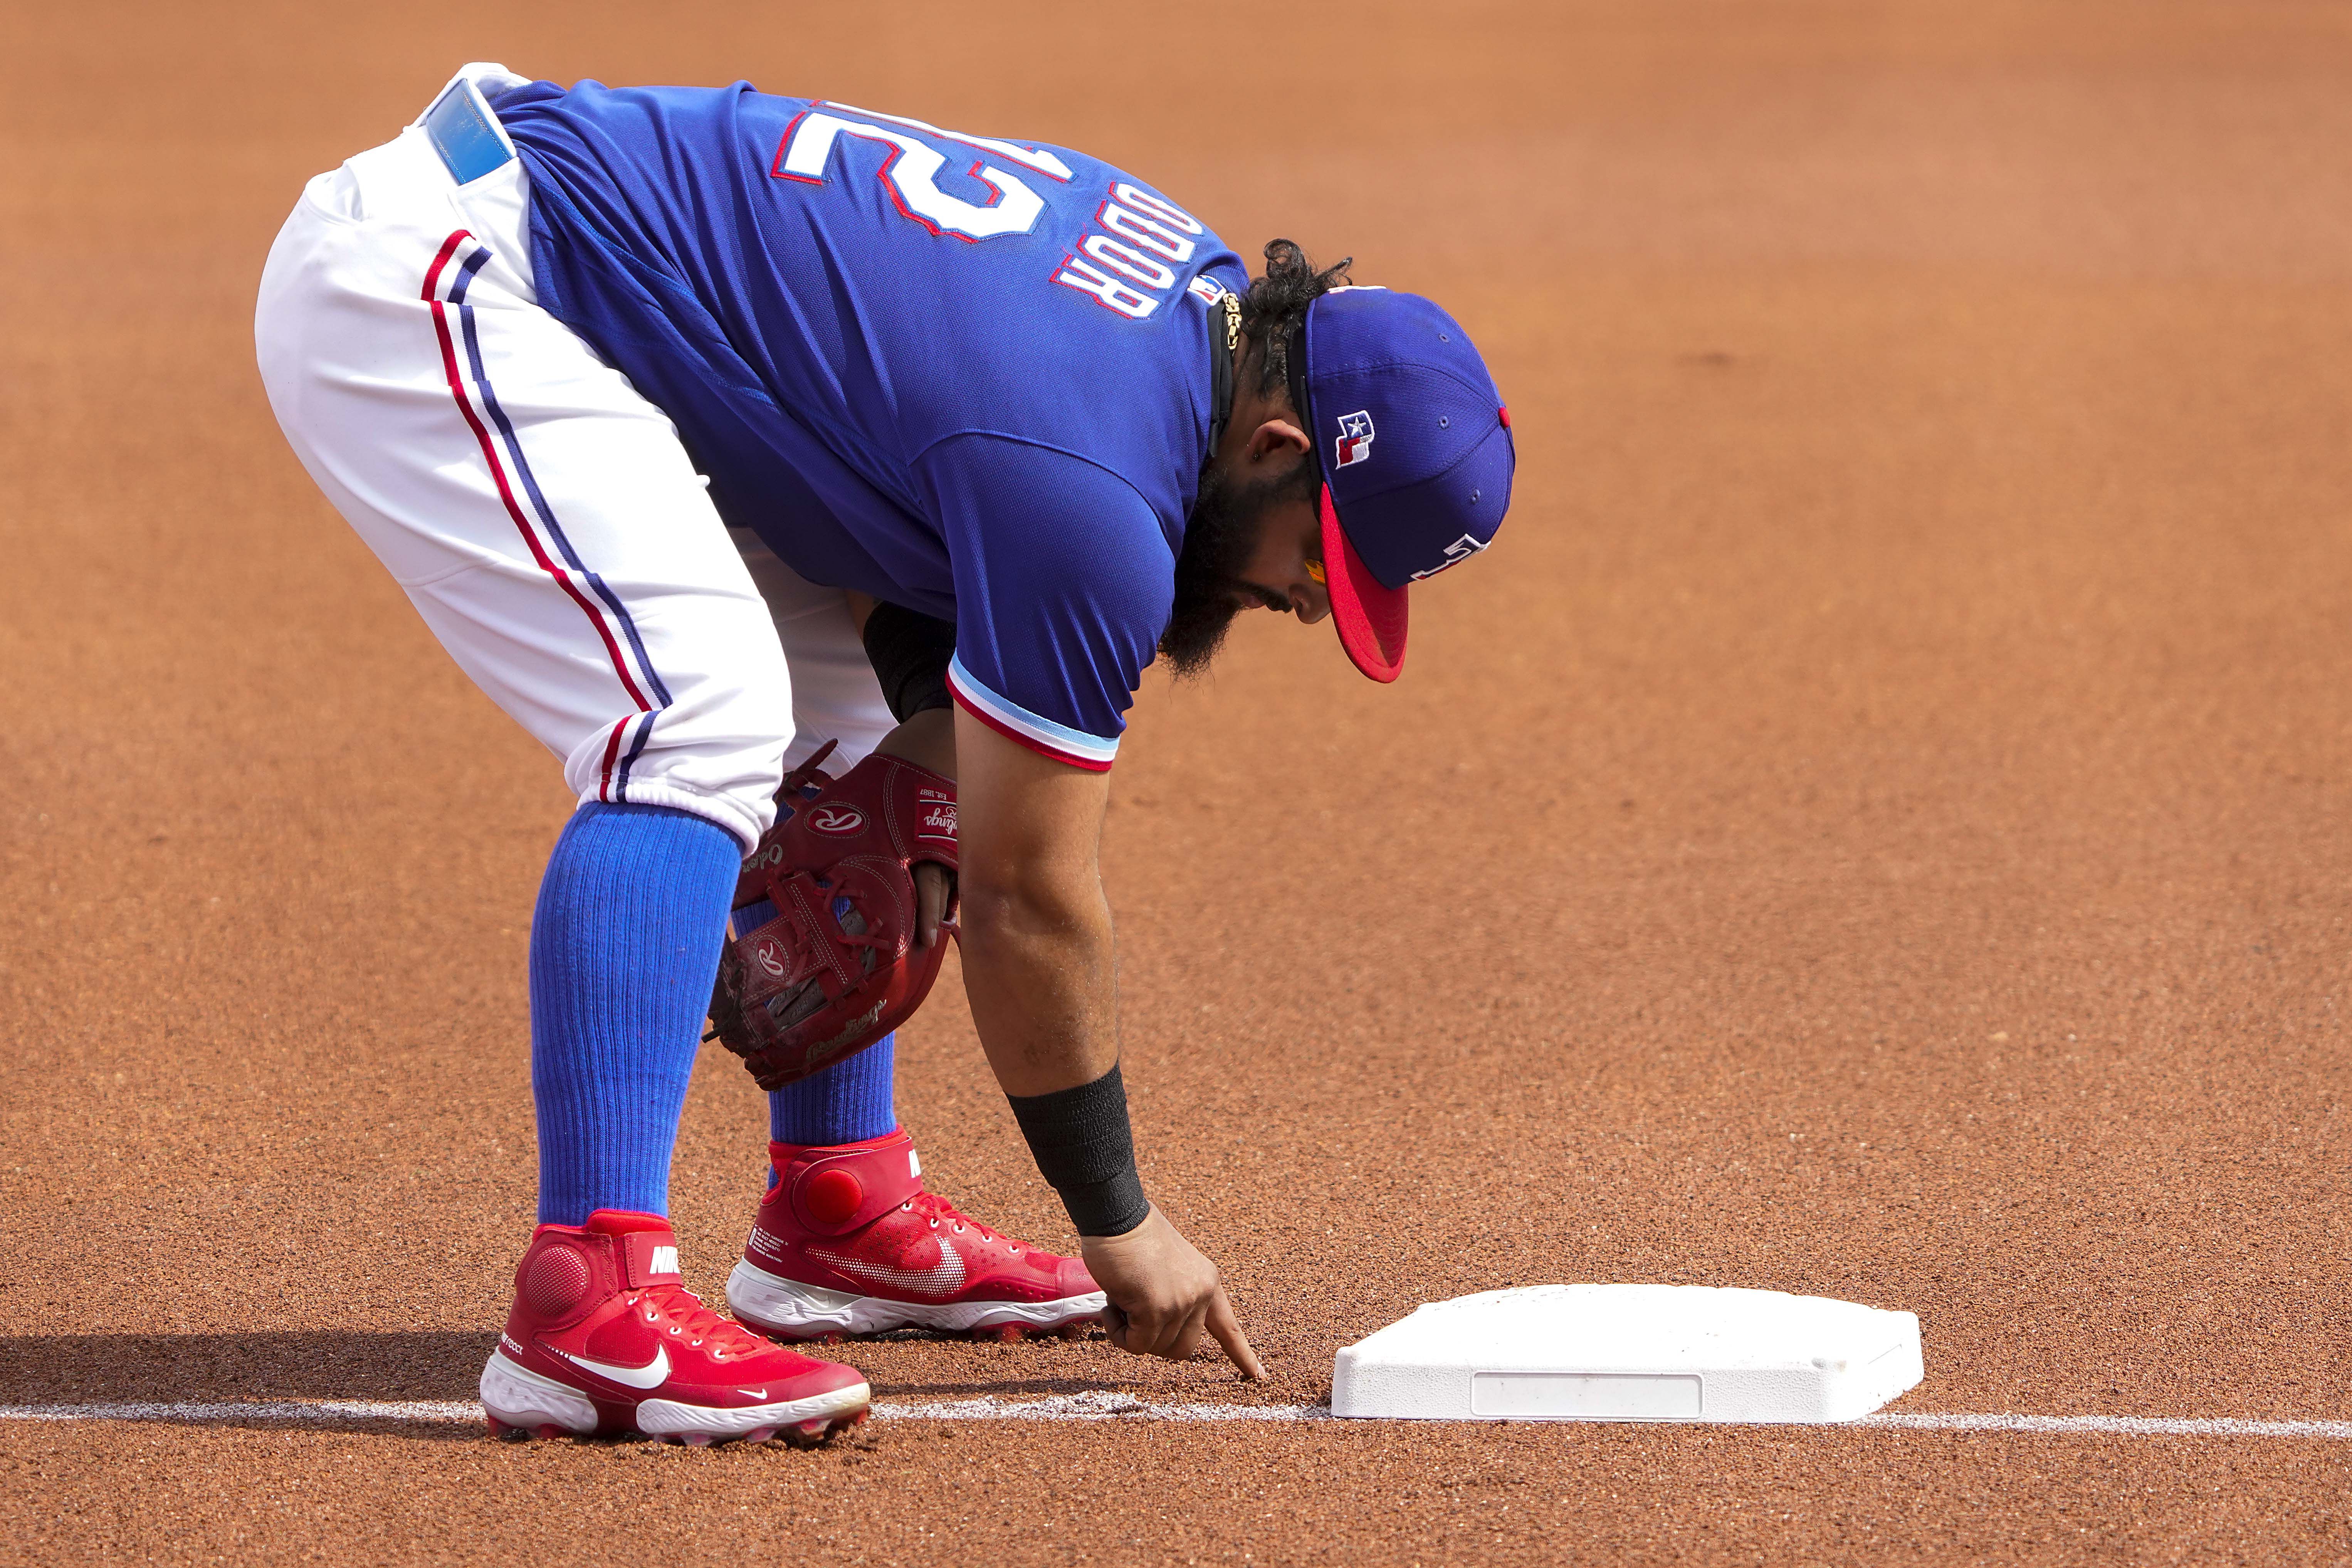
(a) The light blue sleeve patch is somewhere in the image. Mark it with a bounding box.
[424,81,516,185]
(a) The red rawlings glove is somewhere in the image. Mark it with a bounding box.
[707,740,958,1090]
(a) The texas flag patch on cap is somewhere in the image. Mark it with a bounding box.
[1334,410,1376,468]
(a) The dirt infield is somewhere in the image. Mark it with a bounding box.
[7,0,2352,1560]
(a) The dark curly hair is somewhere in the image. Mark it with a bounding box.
[1237,239,1352,402]
[1161,244,1354,677]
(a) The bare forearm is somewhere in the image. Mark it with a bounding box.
[941,707,1257,1373]
[958,881,1119,1096]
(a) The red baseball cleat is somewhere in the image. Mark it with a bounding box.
[727,1128,1106,1341]
[479,1210,870,1444]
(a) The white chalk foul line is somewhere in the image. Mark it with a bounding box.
[0,1394,1315,1427]
[2,1396,2349,1438]
[877,1393,1326,1422]
[1856,1412,2352,1439]
[0,1400,482,1425]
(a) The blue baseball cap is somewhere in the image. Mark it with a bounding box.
[1290,287,1515,682]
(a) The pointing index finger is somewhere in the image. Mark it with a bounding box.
[1206,1287,1267,1381]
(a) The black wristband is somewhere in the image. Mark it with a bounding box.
[860,601,956,724]
[1006,1064,1151,1238]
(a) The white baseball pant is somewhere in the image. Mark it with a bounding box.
[254,70,892,852]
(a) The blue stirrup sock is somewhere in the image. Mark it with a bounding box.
[768,1033,899,1150]
[530,801,741,1227]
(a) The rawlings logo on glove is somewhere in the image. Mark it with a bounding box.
[706,740,958,1091]
[804,804,867,835]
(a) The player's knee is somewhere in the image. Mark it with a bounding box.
[569,671,798,851]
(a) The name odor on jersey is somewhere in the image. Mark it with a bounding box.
[1051,182,1218,321]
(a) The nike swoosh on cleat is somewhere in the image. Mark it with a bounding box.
[808,1233,968,1297]
[555,1345,671,1390]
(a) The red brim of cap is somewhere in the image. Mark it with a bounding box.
[1320,485,1407,683]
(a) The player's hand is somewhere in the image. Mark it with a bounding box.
[1080,1205,1266,1380]
[881,709,959,951]
[912,861,956,950]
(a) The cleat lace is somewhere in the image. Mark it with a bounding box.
[637,1282,772,1359]
[906,1190,1011,1247]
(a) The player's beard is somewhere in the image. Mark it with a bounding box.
[1161,466,1300,679]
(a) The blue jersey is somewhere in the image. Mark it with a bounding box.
[495,81,1248,769]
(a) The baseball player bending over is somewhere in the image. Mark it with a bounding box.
[256,64,1515,1444]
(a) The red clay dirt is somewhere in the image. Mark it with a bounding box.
[6,0,2352,1561]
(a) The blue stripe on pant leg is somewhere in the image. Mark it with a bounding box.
[452,247,675,708]
[614,709,657,802]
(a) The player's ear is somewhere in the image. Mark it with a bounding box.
[1244,417,1312,466]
